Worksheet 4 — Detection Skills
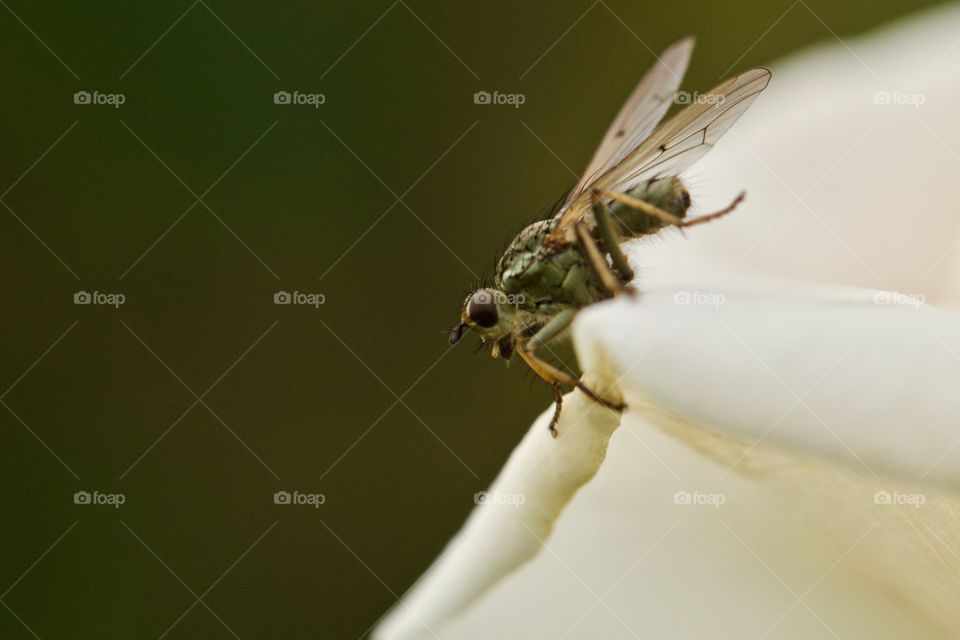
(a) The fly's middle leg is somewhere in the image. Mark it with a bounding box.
[575,222,626,297]
[590,197,635,290]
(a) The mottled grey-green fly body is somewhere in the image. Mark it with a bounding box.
[449,38,771,435]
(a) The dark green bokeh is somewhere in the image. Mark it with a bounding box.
[0,1,947,637]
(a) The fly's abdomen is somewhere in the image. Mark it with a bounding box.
[608,176,690,239]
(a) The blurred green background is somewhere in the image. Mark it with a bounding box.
[0,1,948,637]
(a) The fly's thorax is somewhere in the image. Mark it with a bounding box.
[496,220,554,287]
[492,215,609,314]
[609,176,691,238]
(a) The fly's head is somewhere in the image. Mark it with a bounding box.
[449,288,521,360]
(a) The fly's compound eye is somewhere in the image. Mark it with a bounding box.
[467,290,499,328]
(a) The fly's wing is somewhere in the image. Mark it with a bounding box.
[549,66,772,243]
[592,66,771,194]
[563,37,694,206]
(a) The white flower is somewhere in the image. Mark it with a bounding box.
[376,5,960,638]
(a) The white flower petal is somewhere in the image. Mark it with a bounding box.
[374,379,623,640]
[439,404,960,639]
[576,291,960,486]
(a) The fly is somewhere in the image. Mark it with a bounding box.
[449,38,771,436]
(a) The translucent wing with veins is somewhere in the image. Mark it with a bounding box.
[564,37,694,206]
[596,67,772,195]
[550,56,771,244]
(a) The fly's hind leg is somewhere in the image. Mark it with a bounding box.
[598,188,684,227]
[598,188,745,229]
[678,191,745,228]
[516,310,626,437]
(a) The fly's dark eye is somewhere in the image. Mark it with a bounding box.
[681,189,691,209]
[467,290,498,328]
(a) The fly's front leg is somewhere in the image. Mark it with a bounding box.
[516,310,626,437]
[515,346,564,437]
[590,198,635,290]
[548,383,563,438]
[516,309,576,437]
